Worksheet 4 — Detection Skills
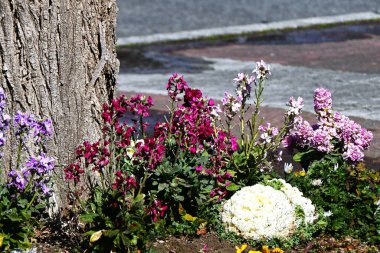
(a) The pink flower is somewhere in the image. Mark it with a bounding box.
[314,87,332,115]
[312,128,333,152]
[343,143,364,162]
[287,96,304,116]
[258,123,279,144]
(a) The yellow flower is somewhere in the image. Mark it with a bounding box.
[248,251,261,253]
[294,170,306,177]
[126,147,135,158]
[183,213,197,222]
[272,247,284,253]
[236,244,248,253]
[262,245,270,253]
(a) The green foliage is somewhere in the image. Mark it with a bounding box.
[79,188,158,252]
[0,183,48,251]
[287,156,380,243]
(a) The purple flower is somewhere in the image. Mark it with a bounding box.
[0,88,6,111]
[289,117,314,148]
[39,182,51,195]
[34,118,54,136]
[14,111,36,136]
[25,153,55,175]
[7,170,28,191]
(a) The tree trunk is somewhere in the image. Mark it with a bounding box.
[0,0,119,207]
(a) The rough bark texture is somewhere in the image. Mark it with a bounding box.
[0,0,119,207]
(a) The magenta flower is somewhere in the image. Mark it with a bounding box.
[166,73,188,100]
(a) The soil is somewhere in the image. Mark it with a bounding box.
[152,234,380,253]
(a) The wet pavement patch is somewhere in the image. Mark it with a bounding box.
[117,48,213,74]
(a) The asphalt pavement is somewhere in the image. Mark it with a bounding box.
[116,0,380,37]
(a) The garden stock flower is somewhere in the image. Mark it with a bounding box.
[287,96,304,116]
[253,60,271,80]
[166,73,188,101]
[285,88,372,163]
[234,73,254,100]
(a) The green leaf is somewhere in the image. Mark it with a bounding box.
[90,230,103,243]
[6,211,22,222]
[226,183,240,191]
[17,199,28,208]
[132,194,144,205]
[79,213,99,223]
[293,150,313,162]
[34,203,46,210]
[103,229,120,238]
[158,183,168,191]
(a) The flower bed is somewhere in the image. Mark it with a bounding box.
[0,60,379,252]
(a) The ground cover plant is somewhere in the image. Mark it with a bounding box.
[0,60,379,252]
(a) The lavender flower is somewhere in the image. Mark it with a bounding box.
[25,153,55,175]
[0,88,10,154]
[285,88,373,163]
[14,111,35,136]
[7,169,28,191]
[39,181,51,195]
[290,117,314,148]
[33,118,54,142]
[0,88,6,111]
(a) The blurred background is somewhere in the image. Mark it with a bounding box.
[115,0,380,165]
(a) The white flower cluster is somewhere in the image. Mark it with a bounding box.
[221,179,316,241]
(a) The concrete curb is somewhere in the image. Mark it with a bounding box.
[117,12,380,46]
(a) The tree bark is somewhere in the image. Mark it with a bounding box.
[0,0,119,207]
